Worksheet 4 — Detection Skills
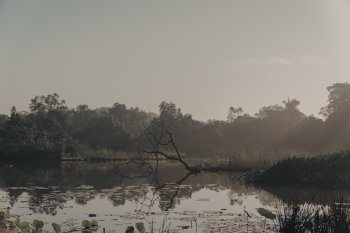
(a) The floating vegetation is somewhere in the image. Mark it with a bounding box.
[257,208,276,220]
[257,208,276,233]
[135,222,145,233]
[0,201,279,233]
[32,219,44,229]
[19,221,30,233]
[125,226,134,233]
[1,215,63,233]
[51,223,61,233]
[0,165,287,233]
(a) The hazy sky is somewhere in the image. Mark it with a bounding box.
[1,1,350,120]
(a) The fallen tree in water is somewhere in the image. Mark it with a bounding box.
[142,126,201,173]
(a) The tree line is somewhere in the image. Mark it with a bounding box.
[1,83,350,160]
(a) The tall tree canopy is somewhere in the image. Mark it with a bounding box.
[2,83,350,160]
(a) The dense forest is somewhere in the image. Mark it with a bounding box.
[1,82,350,160]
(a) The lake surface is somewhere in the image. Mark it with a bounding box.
[0,161,349,232]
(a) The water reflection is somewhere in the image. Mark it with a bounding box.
[0,161,347,232]
[1,162,349,209]
[1,161,255,213]
[262,185,350,205]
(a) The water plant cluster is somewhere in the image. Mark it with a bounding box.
[0,214,62,233]
[0,209,104,233]
[8,203,350,233]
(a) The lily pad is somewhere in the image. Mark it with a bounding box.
[135,222,145,233]
[52,223,61,233]
[257,208,276,220]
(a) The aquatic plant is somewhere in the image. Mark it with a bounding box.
[257,208,276,220]
[33,220,44,229]
[243,206,252,233]
[0,212,4,220]
[276,203,350,233]
[15,218,21,227]
[125,226,134,233]
[157,218,171,233]
[81,219,98,232]
[19,221,30,233]
[82,220,92,229]
[52,223,61,233]
[135,222,145,233]
[90,220,98,227]
[148,218,171,233]
[257,208,276,233]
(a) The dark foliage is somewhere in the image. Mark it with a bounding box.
[0,94,153,160]
[2,82,350,162]
[250,151,350,189]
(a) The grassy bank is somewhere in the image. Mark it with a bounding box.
[202,150,312,172]
[248,151,350,189]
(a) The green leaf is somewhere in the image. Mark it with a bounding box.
[52,223,61,233]
[257,208,276,220]
[82,220,92,229]
[33,219,44,229]
[135,222,145,233]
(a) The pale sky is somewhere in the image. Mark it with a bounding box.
[1,0,350,120]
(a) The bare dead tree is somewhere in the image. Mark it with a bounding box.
[141,122,201,174]
[112,120,200,189]
[110,122,200,212]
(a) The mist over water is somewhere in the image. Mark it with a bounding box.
[2,1,350,232]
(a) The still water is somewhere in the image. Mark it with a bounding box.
[0,161,348,232]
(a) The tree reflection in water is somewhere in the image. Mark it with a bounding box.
[0,161,238,215]
[2,161,350,218]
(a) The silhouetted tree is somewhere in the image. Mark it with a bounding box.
[318,83,350,151]
[29,93,67,113]
[227,107,243,122]
[3,83,350,161]
[320,83,350,119]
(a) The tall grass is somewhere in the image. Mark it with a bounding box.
[64,145,143,161]
[202,149,312,171]
[277,202,350,233]
[150,217,172,233]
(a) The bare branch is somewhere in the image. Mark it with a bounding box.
[141,123,201,173]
